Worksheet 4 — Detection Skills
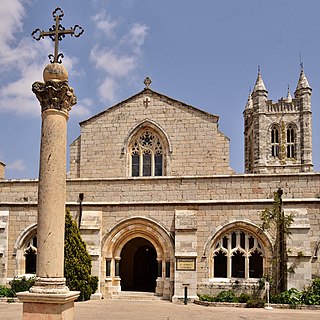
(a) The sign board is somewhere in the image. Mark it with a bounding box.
[176,258,196,271]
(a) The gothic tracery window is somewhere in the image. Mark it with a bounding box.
[271,126,279,158]
[130,129,164,177]
[286,125,295,159]
[212,230,264,279]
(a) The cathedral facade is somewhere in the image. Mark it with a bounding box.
[0,71,319,302]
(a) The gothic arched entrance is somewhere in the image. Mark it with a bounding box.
[120,237,158,292]
[102,217,175,300]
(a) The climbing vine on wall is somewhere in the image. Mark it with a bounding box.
[260,189,294,295]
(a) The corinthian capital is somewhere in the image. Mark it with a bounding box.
[32,80,77,114]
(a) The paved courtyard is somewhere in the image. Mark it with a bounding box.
[0,299,320,320]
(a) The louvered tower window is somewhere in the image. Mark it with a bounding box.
[286,125,295,158]
[271,126,279,158]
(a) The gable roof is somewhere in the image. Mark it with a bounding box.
[79,88,219,126]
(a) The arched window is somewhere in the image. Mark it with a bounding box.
[271,126,279,158]
[286,125,295,159]
[212,230,264,279]
[130,129,164,177]
[24,235,37,274]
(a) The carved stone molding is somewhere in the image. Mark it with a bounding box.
[29,277,69,295]
[32,80,77,114]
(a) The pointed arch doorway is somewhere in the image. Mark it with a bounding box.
[120,237,158,292]
[102,217,175,300]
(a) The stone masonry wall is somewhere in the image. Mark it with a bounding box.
[0,173,319,287]
[70,91,233,179]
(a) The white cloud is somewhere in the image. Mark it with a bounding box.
[91,11,118,37]
[90,47,136,77]
[90,11,148,103]
[0,1,82,117]
[72,98,94,117]
[98,78,117,102]
[0,0,25,46]
[7,159,26,171]
[127,23,149,54]
[0,1,48,116]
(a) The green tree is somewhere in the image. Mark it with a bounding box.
[260,188,294,295]
[64,209,98,301]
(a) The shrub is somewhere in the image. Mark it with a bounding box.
[301,278,320,305]
[0,285,14,297]
[215,290,237,302]
[9,277,35,296]
[271,288,302,308]
[199,294,215,302]
[64,209,99,301]
[238,292,251,303]
[246,297,265,308]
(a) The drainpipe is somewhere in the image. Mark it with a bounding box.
[78,193,84,229]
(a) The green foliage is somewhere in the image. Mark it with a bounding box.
[198,279,320,307]
[199,294,215,302]
[214,290,237,302]
[245,297,265,308]
[260,189,294,295]
[238,292,251,303]
[0,285,14,297]
[301,278,320,305]
[270,279,320,307]
[271,288,302,308]
[64,209,98,301]
[260,191,294,236]
[9,277,35,296]
[199,290,260,305]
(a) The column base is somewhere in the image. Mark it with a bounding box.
[30,277,70,294]
[17,291,80,320]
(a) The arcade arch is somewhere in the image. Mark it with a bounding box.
[102,217,174,299]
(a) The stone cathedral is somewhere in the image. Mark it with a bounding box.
[0,69,319,302]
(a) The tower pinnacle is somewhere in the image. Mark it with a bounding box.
[295,68,311,92]
[245,90,253,109]
[253,67,267,93]
[286,85,292,102]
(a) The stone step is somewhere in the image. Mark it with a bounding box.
[112,291,162,301]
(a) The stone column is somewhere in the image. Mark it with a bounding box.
[17,63,79,320]
[0,161,5,180]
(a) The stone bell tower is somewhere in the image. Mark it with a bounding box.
[17,7,83,320]
[244,67,313,174]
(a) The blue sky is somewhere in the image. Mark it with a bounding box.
[0,0,320,179]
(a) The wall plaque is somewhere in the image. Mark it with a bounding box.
[176,258,196,271]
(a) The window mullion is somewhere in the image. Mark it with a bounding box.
[227,235,231,278]
[139,152,143,176]
[151,151,155,176]
[227,253,231,278]
[245,254,249,279]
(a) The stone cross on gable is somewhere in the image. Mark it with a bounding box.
[32,7,84,63]
[144,76,152,89]
[143,96,151,108]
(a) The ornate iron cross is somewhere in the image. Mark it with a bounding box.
[31,7,84,63]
